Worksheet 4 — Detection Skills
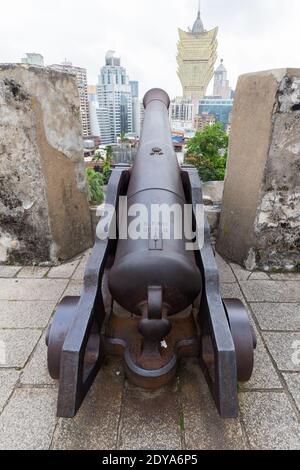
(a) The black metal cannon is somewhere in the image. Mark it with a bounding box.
[46,88,256,419]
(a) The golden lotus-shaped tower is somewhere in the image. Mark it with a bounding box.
[177,5,218,102]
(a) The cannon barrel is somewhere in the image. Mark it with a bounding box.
[108,88,202,319]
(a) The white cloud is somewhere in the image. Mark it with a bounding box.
[0,0,299,99]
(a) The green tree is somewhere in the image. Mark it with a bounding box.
[185,123,229,182]
[86,168,104,204]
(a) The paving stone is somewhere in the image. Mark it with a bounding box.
[240,281,300,303]
[0,329,41,368]
[0,301,56,329]
[0,388,57,450]
[251,303,300,332]
[0,370,20,412]
[21,333,56,386]
[283,373,300,412]
[72,258,88,280]
[215,254,236,283]
[48,260,80,279]
[0,279,68,301]
[63,280,83,297]
[0,266,21,278]
[220,283,245,303]
[248,272,270,280]
[230,263,250,281]
[240,392,300,450]
[264,332,300,371]
[17,266,49,278]
[118,381,181,450]
[52,358,123,450]
[180,359,247,450]
[270,273,300,281]
[241,329,282,390]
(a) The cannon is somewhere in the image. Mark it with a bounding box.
[46,88,256,419]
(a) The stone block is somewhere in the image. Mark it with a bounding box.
[217,69,300,270]
[0,64,92,265]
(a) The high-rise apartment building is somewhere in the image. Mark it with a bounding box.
[129,81,140,137]
[21,53,44,67]
[177,3,218,103]
[97,51,133,144]
[213,59,232,99]
[169,97,194,131]
[50,60,91,137]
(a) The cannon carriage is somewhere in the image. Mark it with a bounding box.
[46,88,256,419]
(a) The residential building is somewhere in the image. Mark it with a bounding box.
[21,53,44,67]
[130,81,140,137]
[199,98,233,128]
[97,51,133,144]
[50,60,90,137]
[194,112,216,131]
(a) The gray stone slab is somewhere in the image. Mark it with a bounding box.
[180,359,248,450]
[283,373,300,412]
[72,258,87,280]
[248,272,270,280]
[0,279,68,301]
[0,266,21,278]
[251,303,300,332]
[240,392,300,450]
[63,280,83,297]
[270,273,300,281]
[21,333,56,386]
[48,259,80,279]
[118,381,181,450]
[241,321,282,390]
[240,281,300,303]
[264,332,300,371]
[220,283,245,303]
[0,329,41,368]
[0,370,19,412]
[52,358,123,450]
[230,263,250,281]
[215,254,236,283]
[17,266,49,278]
[0,388,57,450]
[0,300,56,329]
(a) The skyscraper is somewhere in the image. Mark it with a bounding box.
[213,59,232,99]
[130,81,141,137]
[97,51,133,144]
[177,2,218,103]
[49,60,91,137]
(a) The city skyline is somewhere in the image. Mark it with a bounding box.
[0,0,300,98]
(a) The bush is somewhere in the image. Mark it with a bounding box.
[185,123,228,182]
[86,168,104,204]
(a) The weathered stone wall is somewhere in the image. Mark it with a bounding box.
[217,69,300,271]
[0,64,93,265]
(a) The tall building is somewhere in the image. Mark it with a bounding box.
[50,60,90,137]
[199,97,233,129]
[21,53,44,67]
[87,85,101,138]
[130,81,141,137]
[194,112,216,131]
[170,97,194,131]
[177,3,218,104]
[213,59,232,99]
[97,51,133,144]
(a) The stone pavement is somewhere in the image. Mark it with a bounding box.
[0,251,299,450]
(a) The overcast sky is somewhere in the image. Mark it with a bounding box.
[0,0,299,98]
